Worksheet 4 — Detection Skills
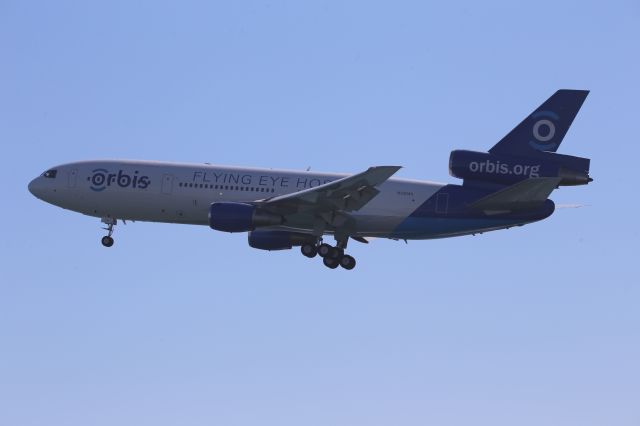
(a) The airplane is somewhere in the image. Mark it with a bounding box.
[28,90,592,270]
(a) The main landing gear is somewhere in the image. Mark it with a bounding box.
[300,238,357,270]
[101,217,116,247]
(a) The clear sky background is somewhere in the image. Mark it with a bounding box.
[1,1,639,425]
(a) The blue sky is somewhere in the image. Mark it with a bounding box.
[1,1,639,425]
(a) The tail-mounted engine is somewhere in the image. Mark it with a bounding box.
[449,150,592,186]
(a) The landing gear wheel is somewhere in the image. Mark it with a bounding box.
[317,243,332,258]
[323,257,339,269]
[340,255,356,270]
[101,217,117,248]
[329,247,344,259]
[301,244,317,258]
[101,236,114,247]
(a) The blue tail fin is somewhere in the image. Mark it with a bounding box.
[489,90,589,157]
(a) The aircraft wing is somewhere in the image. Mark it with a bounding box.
[469,177,562,213]
[257,166,401,215]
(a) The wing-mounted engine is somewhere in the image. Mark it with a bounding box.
[209,202,283,233]
[248,230,317,251]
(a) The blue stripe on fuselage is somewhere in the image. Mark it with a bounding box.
[390,216,527,239]
[391,184,555,239]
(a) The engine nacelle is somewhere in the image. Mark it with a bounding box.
[449,150,591,186]
[209,202,283,233]
[248,230,317,251]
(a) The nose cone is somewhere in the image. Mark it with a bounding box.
[28,177,44,199]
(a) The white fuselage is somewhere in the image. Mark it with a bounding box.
[29,160,445,238]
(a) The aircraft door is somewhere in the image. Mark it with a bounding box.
[435,193,449,214]
[68,169,78,188]
[161,174,174,194]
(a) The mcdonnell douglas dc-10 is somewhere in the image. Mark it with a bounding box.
[28,90,592,270]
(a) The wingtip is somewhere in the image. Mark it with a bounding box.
[364,165,402,183]
[383,165,403,174]
[369,165,402,172]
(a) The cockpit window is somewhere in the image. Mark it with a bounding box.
[42,169,57,178]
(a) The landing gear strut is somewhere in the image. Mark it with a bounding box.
[101,217,116,247]
[307,237,357,270]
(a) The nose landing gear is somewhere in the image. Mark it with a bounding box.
[101,217,116,247]
[101,235,114,247]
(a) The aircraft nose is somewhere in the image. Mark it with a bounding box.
[28,177,43,199]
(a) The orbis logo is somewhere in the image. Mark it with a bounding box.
[88,169,151,192]
[469,160,540,178]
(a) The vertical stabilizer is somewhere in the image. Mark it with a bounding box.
[489,90,589,157]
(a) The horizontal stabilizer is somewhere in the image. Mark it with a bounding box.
[556,203,588,209]
[469,177,562,213]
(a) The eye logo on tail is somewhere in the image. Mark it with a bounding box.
[529,110,559,151]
